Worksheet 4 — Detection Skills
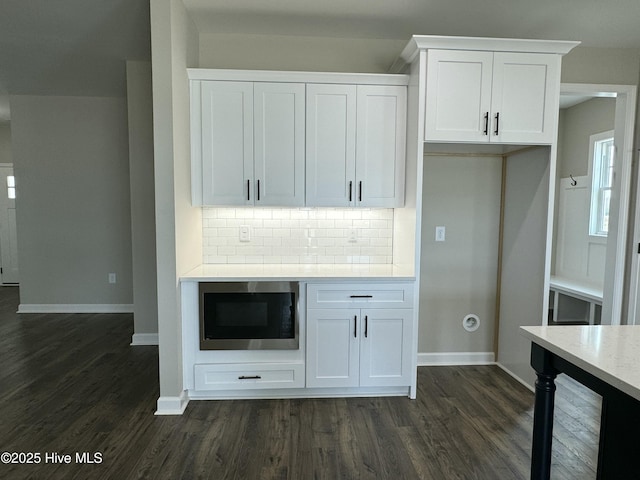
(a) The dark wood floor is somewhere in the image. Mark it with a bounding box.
[0,286,599,479]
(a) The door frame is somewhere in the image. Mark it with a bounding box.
[560,84,636,325]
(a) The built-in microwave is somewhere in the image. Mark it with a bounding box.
[199,281,299,350]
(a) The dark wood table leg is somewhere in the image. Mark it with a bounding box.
[530,343,558,480]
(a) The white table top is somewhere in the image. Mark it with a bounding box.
[181,263,416,282]
[521,325,640,401]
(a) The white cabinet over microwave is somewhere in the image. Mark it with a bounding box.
[192,80,305,207]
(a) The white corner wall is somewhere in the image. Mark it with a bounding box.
[10,95,133,308]
[150,0,201,414]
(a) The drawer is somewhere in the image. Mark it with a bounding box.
[194,363,305,391]
[307,283,414,309]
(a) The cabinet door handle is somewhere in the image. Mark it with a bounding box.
[364,315,368,338]
[238,375,261,380]
[483,112,489,135]
[247,179,250,201]
[494,112,500,135]
[359,181,362,202]
[349,181,353,202]
[350,295,373,298]
[257,179,260,201]
[354,315,357,338]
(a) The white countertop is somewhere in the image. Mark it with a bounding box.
[181,263,415,282]
[521,325,640,401]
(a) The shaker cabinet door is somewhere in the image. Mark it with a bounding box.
[491,52,561,144]
[200,81,254,205]
[305,84,357,206]
[424,49,493,143]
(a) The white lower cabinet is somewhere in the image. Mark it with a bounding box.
[306,283,414,389]
[194,362,305,390]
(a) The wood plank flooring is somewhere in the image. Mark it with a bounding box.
[0,286,599,479]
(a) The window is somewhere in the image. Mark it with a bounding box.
[589,130,614,237]
[6,175,15,200]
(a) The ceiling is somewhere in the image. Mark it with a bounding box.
[2,0,640,122]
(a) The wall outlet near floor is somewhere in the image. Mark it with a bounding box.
[108,273,117,284]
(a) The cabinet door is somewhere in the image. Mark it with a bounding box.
[491,52,560,144]
[306,309,360,388]
[356,85,406,207]
[306,84,357,206]
[425,50,493,143]
[200,81,254,205]
[254,83,306,207]
[359,309,413,387]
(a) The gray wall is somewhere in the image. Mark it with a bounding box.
[0,123,11,164]
[558,97,616,178]
[127,61,158,337]
[419,155,502,355]
[10,95,133,306]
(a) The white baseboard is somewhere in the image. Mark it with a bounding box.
[17,304,134,314]
[155,392,189,415]
[130,333,159,346]
[418,351,496,366]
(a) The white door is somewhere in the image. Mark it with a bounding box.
[0,166,18,284]
[305,84,357,206]
[424,49,493,143]
[491,52,560,144]
[356,85,406,207]
[359,309,412,387]
[254,83,305,207]
[201,81,254,205]
[306,309,360,388]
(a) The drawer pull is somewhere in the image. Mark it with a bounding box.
[350,295,373,298]
[238,375,261,380]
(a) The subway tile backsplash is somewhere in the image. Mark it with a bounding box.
[202,208,394,264]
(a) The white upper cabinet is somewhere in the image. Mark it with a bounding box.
[306,84,406,207]
[424,49,561,145]
[254,82,305,206]
[193,80,305,206]
[198,81,254,206]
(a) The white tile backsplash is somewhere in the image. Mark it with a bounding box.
[202,207,394,264]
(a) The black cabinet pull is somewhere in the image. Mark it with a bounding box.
[365,316,368,338]
[238,375,261,380]
[257,179,260,201]
[350,295,373,298]
[354,315,357,338]
[247,179,250,201]
[349,181,353,202]
[494,112,500,135]
[483,112,489,135]
[359,181,362,202]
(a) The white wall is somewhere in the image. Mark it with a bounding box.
[126,61,158,340]
[419,154,502,356]
[0,123,11,164]
[150,0,200,412]
[10,95,133,307]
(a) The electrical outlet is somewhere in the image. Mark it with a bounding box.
[108,273,117,284]
[239,225,251,242]
[435,226,446,242]
[348,228,358,243]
